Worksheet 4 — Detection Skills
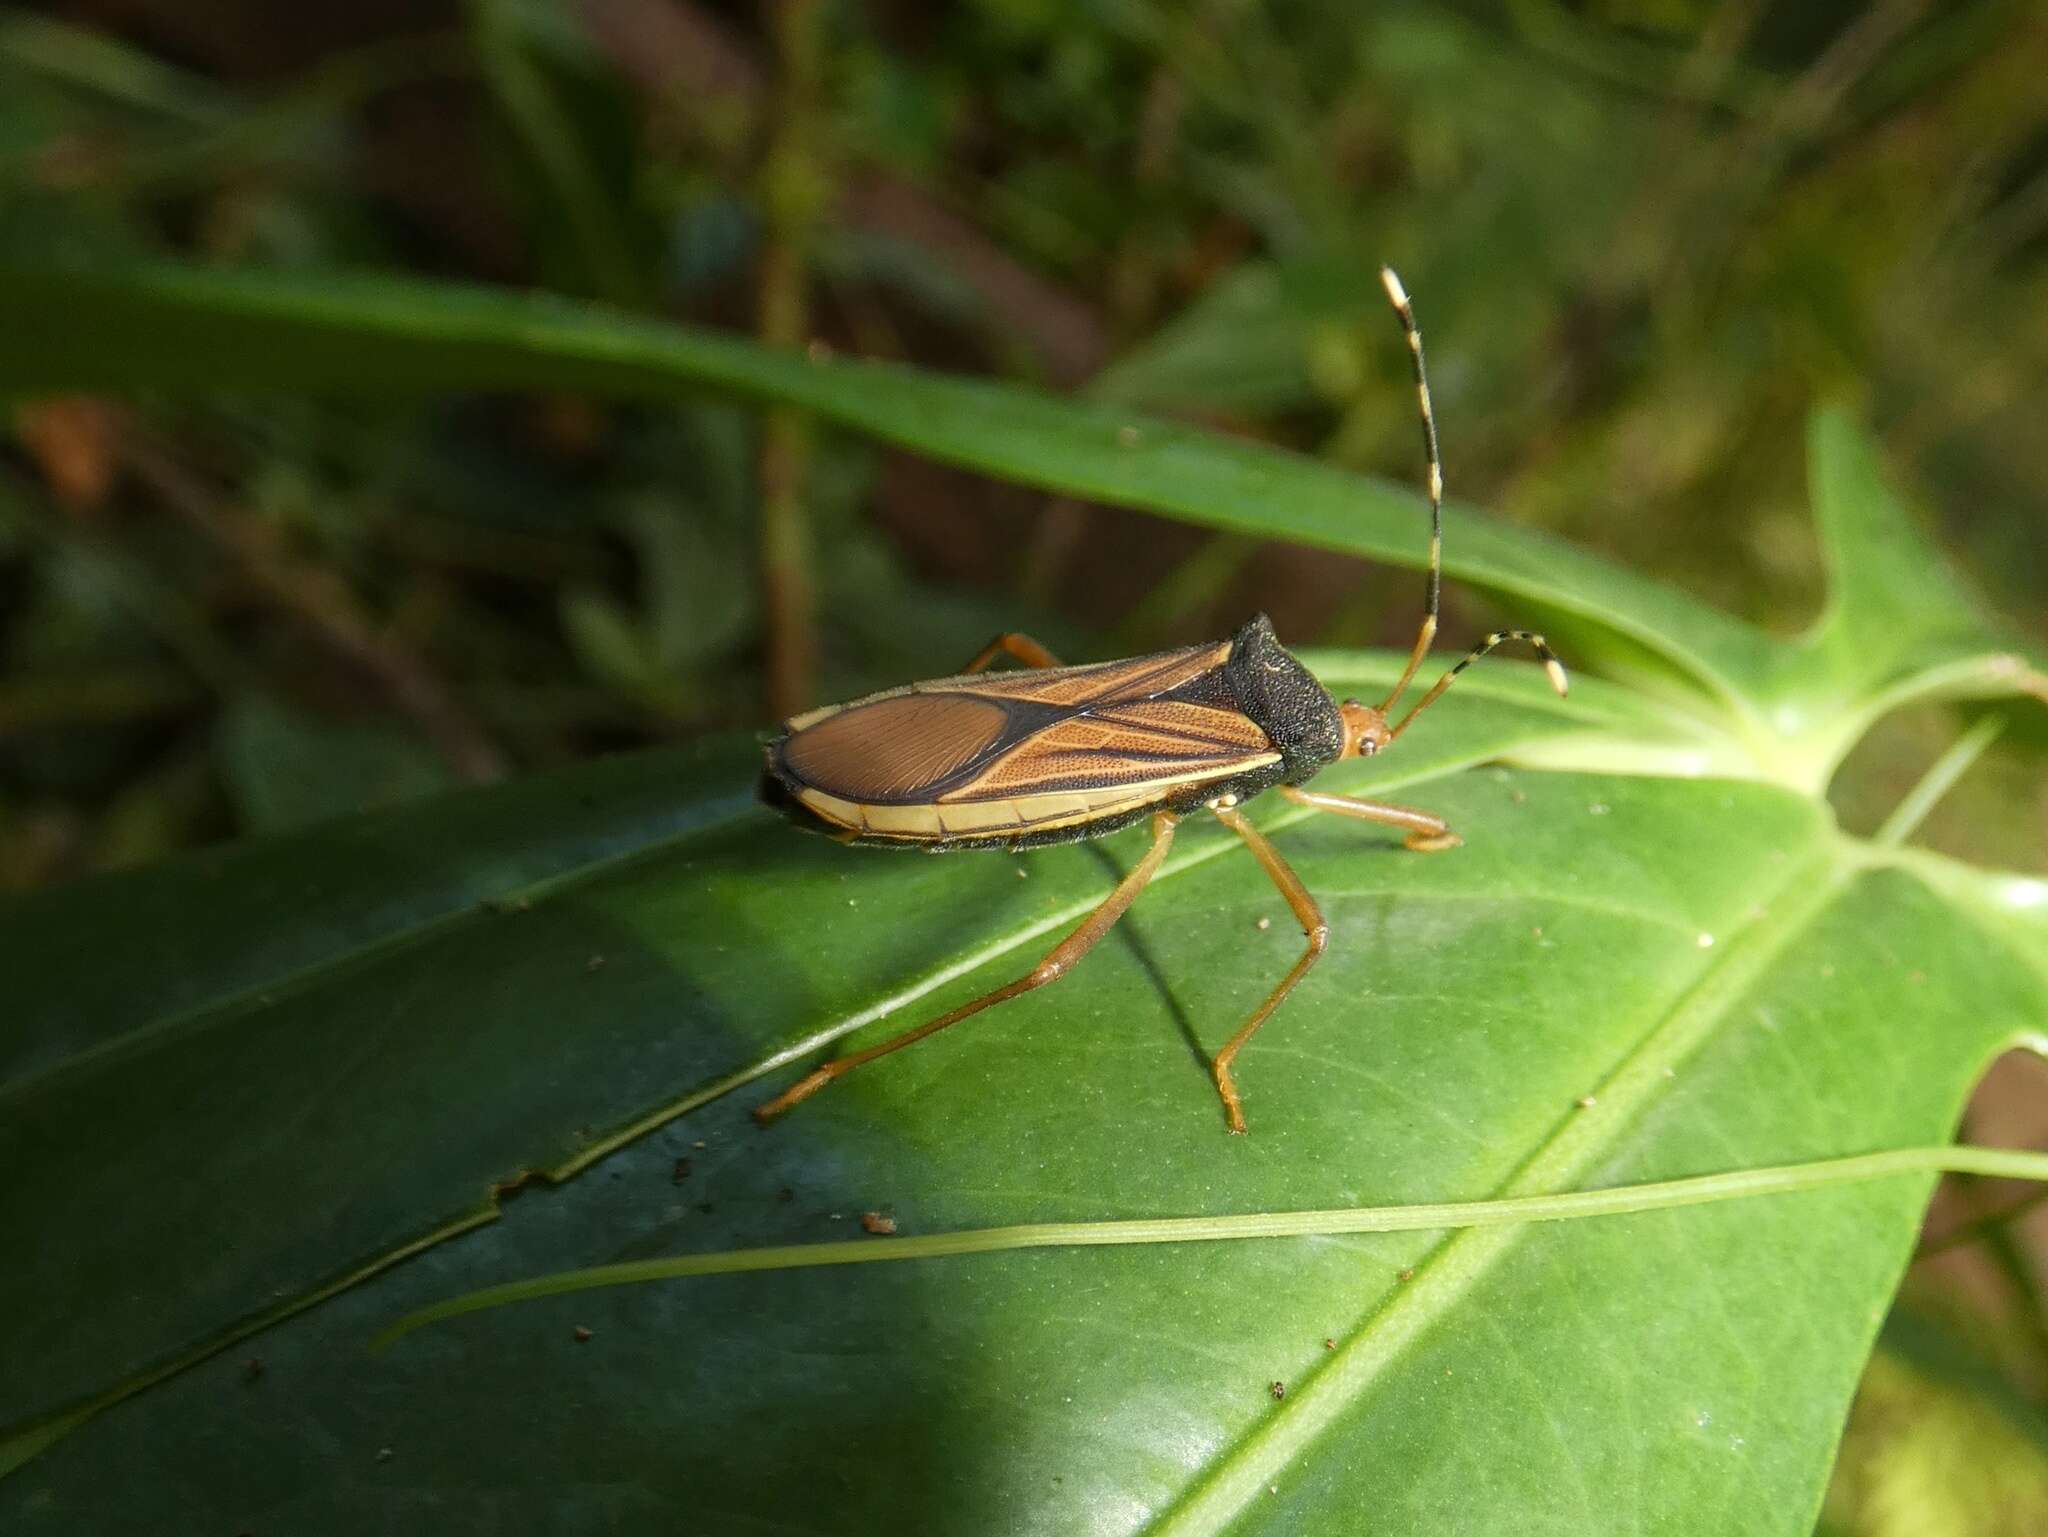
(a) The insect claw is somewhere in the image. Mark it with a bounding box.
[1214,1063,1250,1134]
[754,1067,835,1124]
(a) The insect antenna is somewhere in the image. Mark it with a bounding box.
[1372,265,1568,741]
[1374,265,1442,715]
[1389,629,1570,741]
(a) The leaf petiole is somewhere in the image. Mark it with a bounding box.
[1871,713,2008,849]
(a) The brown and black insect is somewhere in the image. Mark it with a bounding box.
[757,268,1567,1134]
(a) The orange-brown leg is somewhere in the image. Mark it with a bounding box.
[1278,784,1462,853]
[960,632,1062,673]
[1209,804,1328,1135]
[754,811,1178,1123]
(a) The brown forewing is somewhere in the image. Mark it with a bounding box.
[777,638,1277,811]
[942,699,1274,800]
[779,692,1012,803]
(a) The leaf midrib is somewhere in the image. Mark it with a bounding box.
[1141,821,1847,1535]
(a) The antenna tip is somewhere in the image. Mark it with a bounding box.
[1543,657,1571,698]
[1378,266,1408,307]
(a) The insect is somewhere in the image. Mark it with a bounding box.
[756,268,1568,1134]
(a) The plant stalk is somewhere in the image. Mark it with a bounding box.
[756,0,825,720]
[376,1144,2048,1348]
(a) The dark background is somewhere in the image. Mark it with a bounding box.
[2,2,2045,1524]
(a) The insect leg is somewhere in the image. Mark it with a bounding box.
[1278,784,1461,853]
[1209,804,1328,1135]
[753,810,1178,1123]
[959,632,1063,673]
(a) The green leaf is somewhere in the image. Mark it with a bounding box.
[8,719,2046,1529]
[1750,409,2048,785]
[5,258,2047,1532]
[0,663,1609,1441]
[1827,1322,2048,1534]
[1088,259,1356,415]
[0,260,1781,707]
[0,12,233,127]
[5,260,2040,776]
[558,584,659,692]
[215,693,454,832]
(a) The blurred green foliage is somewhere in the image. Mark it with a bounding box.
[0,4,2044,1523]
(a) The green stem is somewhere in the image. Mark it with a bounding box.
[375,1144,2048,1350]
[757,0,826,719]
[1871,712,2007,848]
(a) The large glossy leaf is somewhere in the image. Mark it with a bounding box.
[0,258,1786,705]
[9,725,2047,1532]
[2,260,2038,765]
[1749,413,2048,784]
[6,257,2048,1532]
[1,662,1631,1440]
